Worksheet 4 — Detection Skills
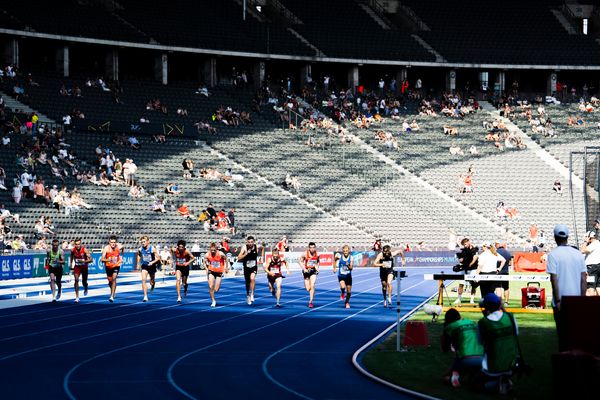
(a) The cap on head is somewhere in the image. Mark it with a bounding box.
[481,240,491,248]
[479,293,501,311]
[553,224,570,239]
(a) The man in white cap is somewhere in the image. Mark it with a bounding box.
[581,231,600,296]
[547,224,587,350]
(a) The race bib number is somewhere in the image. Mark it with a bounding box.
[246,260,256,268]
[340,265,350,275]
[211,261,221,269]
[176,258,187,265]
[382,261,392,269]
[307,260,317,268]
[142,254,152,263]
[75,259,85,266]
[52,260,60,268]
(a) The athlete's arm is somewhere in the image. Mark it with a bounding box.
[237,245,248,261]
[100,247,108,264]
[373,253,383,267]
[185,250,194,267]
[152,247,161,265]
[348,256,354,271]
[136,249,141,270]
[333,253,339,274]
[284,259,291,275]
[264,261,270,275]
[85,249,93,264]
[222,251,229,274]
[45,252,51,268]
[392,249,405,266]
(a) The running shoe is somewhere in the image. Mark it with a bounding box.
[308,302,314,308]
[52,297,57,303]
[250,293,254,302]
[74,298,80,303]
[469,298,475,304]
[453,297,462,306]
[383,300,387,308]
[210,300,216,308]
[387,297,392,306]
[83,287,88,296]
[275,303,281,308]
[247,295,252,305]
[345,303,350,309]
[177,297,181,303]
[109,296,114,303]
[143,296,148,302]
[450,371,460,388]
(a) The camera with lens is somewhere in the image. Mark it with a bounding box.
[452,246,479,272]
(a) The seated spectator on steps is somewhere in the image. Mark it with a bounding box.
[449,145,464,156]
[165,183,181,195]
[151,198,167,213]
[441,308,484,388]
[178,204,193,220]
[552,180,563,195]
[128,136,141,150]
[34,236,48,250]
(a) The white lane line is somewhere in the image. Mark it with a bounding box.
[261,279,430,400]
[64,274,381,400]
[351,292,441,400]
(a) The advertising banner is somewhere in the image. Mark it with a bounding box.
[0,254,38,279]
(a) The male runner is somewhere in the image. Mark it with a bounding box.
[70,238,92,303]
[265,248,290,308]
[299,242,320,308]
[334,245,353,308]
[101,235,122,302]
[173,240,194,303]
[137,236,161,302]
[237,236,261,305]
[203,242,229,307]
[46,238,65,302]
[373,245,405,307]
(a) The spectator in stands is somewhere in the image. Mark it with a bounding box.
[277,236,289,252]
[552,180,563,195]
[165,183,180,195]
[0,167,6,190]
[197,209,209,224]
[128,184,145,198]
[178,204,193,220]
[449,145,463,156]
[195,85,210,97]
[227,208,236,234]
[441,308,484,388]
[34,236,48,250]
[11,235,28,251]
[182,158,194,179]
[151,198,167,213]
[12,182,22,204]
[478,293,519,394]
[529,224,538,245]
[206,203,217,220]
[547,224,587,351]
[128,136,141,150]
[70,188,91,209]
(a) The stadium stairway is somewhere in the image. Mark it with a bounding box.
[0,90,55,124]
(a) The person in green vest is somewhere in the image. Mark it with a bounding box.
[46,238,65,302]
[478,293,519,394]
[442,308,484,387]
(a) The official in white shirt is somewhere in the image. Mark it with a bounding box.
[581,231,600,296]
[475,241,506,298]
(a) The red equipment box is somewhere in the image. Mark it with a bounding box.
[520,282,546,309]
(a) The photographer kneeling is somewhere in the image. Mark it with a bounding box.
[453,238,479,305]
[441,308,484,387]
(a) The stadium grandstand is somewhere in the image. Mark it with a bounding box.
[0,0,599,398]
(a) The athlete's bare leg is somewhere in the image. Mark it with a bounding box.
[386,274,394,305]
[275,277,282,304]
[339,280,346,299]
[346,284,352,306]
[141,269,149,300]
[50,272,57,299]
[308,274,317,304]
[249,272,256,300]
[176,270,182,301]
[207,273,215,304]
[74,272,81,301]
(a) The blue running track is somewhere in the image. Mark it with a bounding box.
[0,267,442,399]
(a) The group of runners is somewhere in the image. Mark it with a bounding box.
[45,236,405,308]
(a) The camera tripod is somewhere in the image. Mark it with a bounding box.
[436,276,452,307]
